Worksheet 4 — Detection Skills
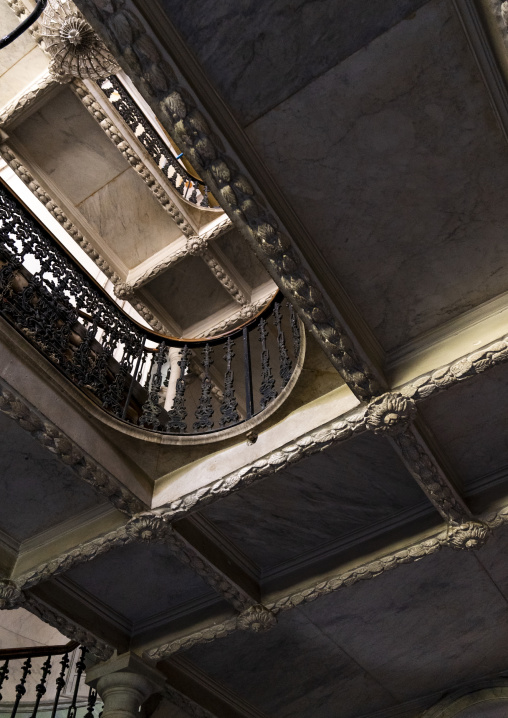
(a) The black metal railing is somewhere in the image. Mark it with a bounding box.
[0,182,301,436]
[98,76,220,210]
[0,642,98,718]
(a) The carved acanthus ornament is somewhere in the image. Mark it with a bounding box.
[0,71,59,128]
[40,0,120,81]
[447,521,490,550]
[0,580,23,610]
[236,604,277,633]
[365,392,416,435]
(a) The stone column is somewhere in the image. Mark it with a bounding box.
[86,653,164,718]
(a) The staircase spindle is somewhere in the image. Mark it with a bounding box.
[66,646,87,718]
[165,345,190,433]
[193,344,214,432]
[273,302,292,387]
[220,337,239,427]
[31,655,52,718]
[11,657,31,718]
[50,651,70,718]
[0,659,9,702]
[84,686,97,718]
[288,302,301,358]
[258,317,277,409]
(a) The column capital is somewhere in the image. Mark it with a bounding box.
[86,651,165,693]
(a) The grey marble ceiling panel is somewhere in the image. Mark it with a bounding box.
[159,0,429,125]
[246,0,508,353]
[186,607,396,718]
[199,432,431,572]
[145,254,234,330]
[63,542,216,624]
[0,413,104,543]
[418,363,508,494]
[295,546,508,702]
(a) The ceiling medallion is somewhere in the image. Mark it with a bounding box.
[40,0,120,81]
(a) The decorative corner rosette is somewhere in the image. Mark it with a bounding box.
[365,392,417,435]
[0,580,23,610]
[236,604,277,633]
[448,521,490,551]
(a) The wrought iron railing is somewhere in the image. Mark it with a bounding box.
[0,642,98,718]
[98,76,220,210]
[0,182,301,437]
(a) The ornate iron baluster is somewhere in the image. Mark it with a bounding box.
[139,343,166,429]
[31,655,52,718]
[67,646,87,718]
[84,686,97,718]
[165,345,190,433]
[288,302,301,358]
[273,301,292,387]
[0,660,9,702]
[258,317,277,409]
[193,344,214,432]
[220,337,239,427]
[11,656,31,718]
[50,651,70,718]
[243,327,254,419]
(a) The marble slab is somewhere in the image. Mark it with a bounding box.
[200,432,431,572]
[186,608,396,718]
[77,166,183,270]
[0,46,48,109]
[145,254,234,330]
[13,88,129,206]
[246,0,508,353]
[0,412,104,542]
[0,0,39,78]
[159,0,429,125]
[64,542,216,623]
[418,363,508,491]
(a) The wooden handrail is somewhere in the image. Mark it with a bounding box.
[0,640,78,661]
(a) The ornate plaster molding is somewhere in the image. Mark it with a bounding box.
[164,688,215,718]
[0,71,61,128]
[145,617,238,661]
[401,335,508,400]
[201,249,248,305]
[0,379,145,516]
[447,521,490,550]
[70,80,193,238]
[69,0,383,402]
[22,593,114,661]
[365,392,416,435]
[236,604,277,632]
[0,580,23,609]
[196,296,271,338]
[389,425,472,525]
[40,0,120,82]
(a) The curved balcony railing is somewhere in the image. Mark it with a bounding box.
[0,182,301,437]
[0,641,97,718]
[98,76,220,210]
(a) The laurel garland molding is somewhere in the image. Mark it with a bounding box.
[22,594,114,661]
[164,687,216,718]
[0,70,60,128]
[201,249,248,305]
[69,0,383,403]
[70,80,193,238]
[0,378,145,516]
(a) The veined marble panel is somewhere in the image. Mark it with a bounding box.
[145,254,234,330]
[0,413,105,542]
[12,87,129,206]
[64,542,216,624]
[77,167,183,269]
[186,608,396,718]
[159,0,429,125]
[199,432,430,571]
[246,0,508,352]
[0,1,36,78]
[296,546,508,702]
[418,363,508,491]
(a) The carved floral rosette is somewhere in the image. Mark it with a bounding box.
[447,521,490,551]
[40,0,120,81]
[236,604,277,633]
[366,392,416,435]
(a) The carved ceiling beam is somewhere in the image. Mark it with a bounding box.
[0,378,145,516]
[69,0,385,403]
[70,79,193,237]
[365,393,472,524]
[144,516,493,661]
